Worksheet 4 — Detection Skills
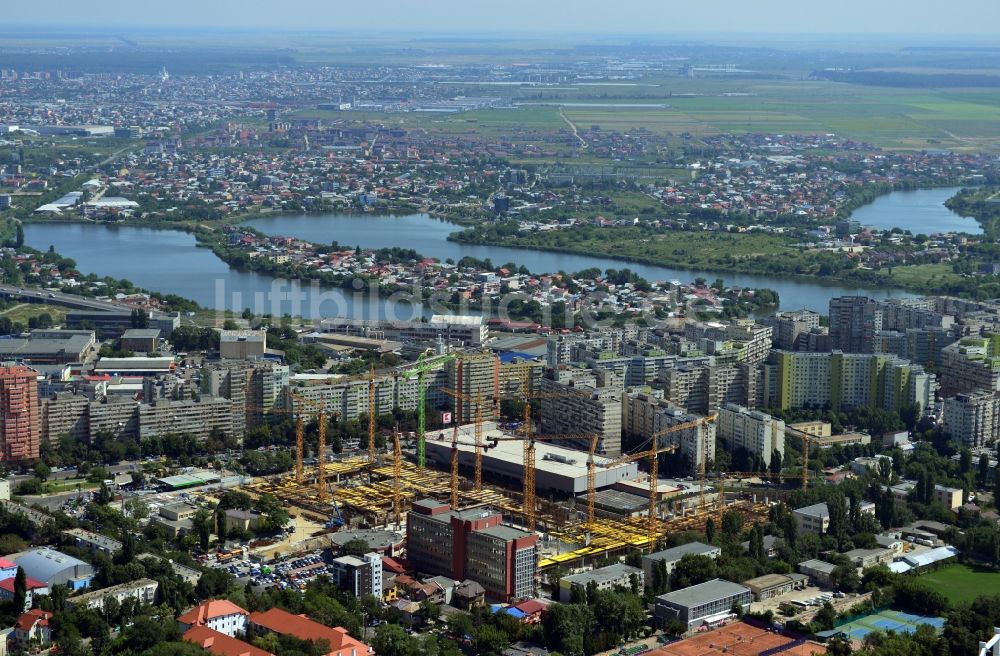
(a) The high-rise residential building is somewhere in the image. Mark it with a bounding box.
[0,365,40,461]
[41,392,89,444]
[939,337,1000,396]
[138,397,234,441]
[764,351,935,415]
[829,296,882,353]
[447,352,499,423]
[218,330,267,360]
[406,500,537,601]
[766,310,822,351]
[717,403,785,460]
[538,377,622,455]
[660,362,759,414]
[943,391,999,448]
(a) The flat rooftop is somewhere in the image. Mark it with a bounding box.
[657,579,750,609]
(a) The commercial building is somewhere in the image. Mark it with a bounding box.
[423,423,638,495]
[219,330,267,360]
[653,579,751,630]
[177,599,250,637]
[0,330,96,365]
[717,403,785,460]
[94,357,175,377]
[320,315,487,347]
[249,608,371,656]
[8,548,94,590]
[842,548,895,569]
[558,563,643,602]
[742,573,808,601]
[66,579,158,610]
[642,542,721,584]
[331,553,382,598]
[119,329,161,353]
[943,391,999,448]
[0,365,40,462]
[406,500,537,601]
[67,309,179,339]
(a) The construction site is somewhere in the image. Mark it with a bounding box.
[240,353,776,570]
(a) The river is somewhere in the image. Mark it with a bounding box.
[28,186,965,319]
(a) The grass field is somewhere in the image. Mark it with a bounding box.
[877,263,965,289]
[0,303,68,326]
[917,564,1000,604]
[292,78,1000,152]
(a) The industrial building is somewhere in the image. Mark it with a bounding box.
[319,314,487,347]
[0,329,96,365]
[423,422,639,495]
[653,579,752,630]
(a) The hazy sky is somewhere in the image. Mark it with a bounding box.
[6,0,999,35]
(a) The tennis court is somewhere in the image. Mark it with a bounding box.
[820,609,945,642]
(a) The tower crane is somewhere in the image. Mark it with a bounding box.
[441,387,486,490]
[399,350,456,468]
[600,416,714,547]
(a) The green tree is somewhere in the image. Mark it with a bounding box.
[192,508,212,551]
[13,566,26,611]
[371,624,414,656]
[814,602,837,632]
[670,554,718,589]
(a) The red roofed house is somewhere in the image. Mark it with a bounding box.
[249,608,371,656]
[0,558,17,580]
[184,626,273,656]
[177,599,250,637]
[0,575,49,611]
[14,609,52,647]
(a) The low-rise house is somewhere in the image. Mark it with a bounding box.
[842,547,895,569]
[453,580,486,609]
[0,575,48,610]
[13,609,52,647]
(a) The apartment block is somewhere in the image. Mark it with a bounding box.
[829,296,882,353]
[331,552,382,598]
[447,352,499,423]
[943,391,999,448]
[0,365,40,461]
[138,397,233,441]
[538,377,622,456]
[717,403,785,460]
[766,310,822,351]
[41,392,89,444]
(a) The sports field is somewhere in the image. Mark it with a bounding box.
[824,609,945,642]
[917,563,1000,604]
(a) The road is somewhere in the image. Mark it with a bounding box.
[0,283,127,313]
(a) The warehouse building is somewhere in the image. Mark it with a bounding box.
[8,548,94,590]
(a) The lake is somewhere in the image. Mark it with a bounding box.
[849,186,980,234]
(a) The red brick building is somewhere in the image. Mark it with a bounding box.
[0,365,39,462]
[406,499,538,601]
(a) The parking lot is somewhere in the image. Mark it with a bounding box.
[218,549,335,592]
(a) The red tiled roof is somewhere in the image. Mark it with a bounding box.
[249,608,369,656]
[0,557,16,569]
[381,557,406,575]
[15,609,51,632]
[184,626,272,656]
[178,599,249,626]
[0,576,46,592]
[514,600,545,615]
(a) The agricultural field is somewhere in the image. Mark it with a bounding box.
[917,564,1000,605]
